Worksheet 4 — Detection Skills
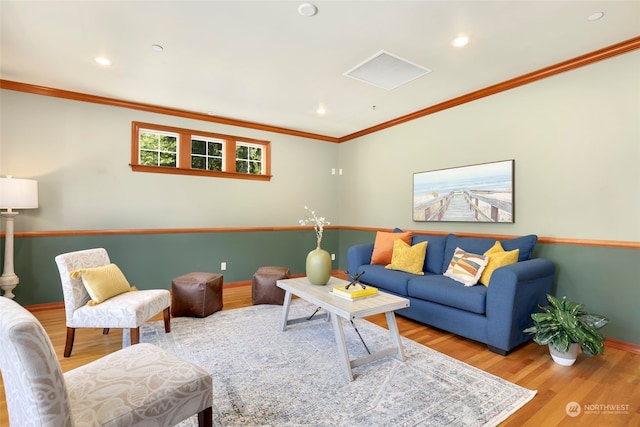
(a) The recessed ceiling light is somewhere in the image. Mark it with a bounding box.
[151,44,164,52]
[95,57,111,66]
[298,3,317,17]
[452,35,470,48]
[316,104,326,115]
[588,12,604,21]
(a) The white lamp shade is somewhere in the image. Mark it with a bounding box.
[0,178,39,209]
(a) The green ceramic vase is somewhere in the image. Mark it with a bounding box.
[306,246,331,285]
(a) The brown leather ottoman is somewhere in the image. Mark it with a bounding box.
[252,266,290,305]
[171,272,223,317]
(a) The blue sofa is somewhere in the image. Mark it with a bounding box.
[347,233,555,355]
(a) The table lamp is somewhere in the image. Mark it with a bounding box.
[0,177,38,299]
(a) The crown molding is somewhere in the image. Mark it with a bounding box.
[1,37,638,143]
[338,36,640,142]
[0,79,340,143]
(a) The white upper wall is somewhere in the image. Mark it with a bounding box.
[0,91,340,231]
[338,51,640,242]
[1,50,638,241]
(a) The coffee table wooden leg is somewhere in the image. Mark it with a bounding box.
[330,314,354,381]
[280,290,293,331]
[385,311,405,361]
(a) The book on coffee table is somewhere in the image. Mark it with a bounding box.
[330,283,378,300]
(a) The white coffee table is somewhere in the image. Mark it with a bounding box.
[277,276,410,381]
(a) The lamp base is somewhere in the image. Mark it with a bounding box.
[0,273,19,299]
[1,211,20,299]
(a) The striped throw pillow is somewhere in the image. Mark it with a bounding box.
[443,247,488,286]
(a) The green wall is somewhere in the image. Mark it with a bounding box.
[6,229,338,306]
[9,228,636,345]
[535,242,639,344]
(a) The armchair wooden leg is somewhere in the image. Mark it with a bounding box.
[131,327,140,345]
[163,307,171,333]
[198,407,212,427]
[64,327,75,358]
[103,328,110,335]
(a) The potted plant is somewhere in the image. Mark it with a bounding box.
[524,294,608,366]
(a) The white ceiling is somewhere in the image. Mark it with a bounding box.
[1,1,639,139]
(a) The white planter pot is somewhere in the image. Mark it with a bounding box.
[549,343,579,366]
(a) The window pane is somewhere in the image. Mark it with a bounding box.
[249,147,262,161]
[140,150,157,166]
[208,141,222,156]
[159,152,176,167]
[192,139,206,155]
[160,135,177,152]
[208,158,222,171]
[236,145,248,159]
[236,160,248,173]
[249,161,262,174]
[191,156,206,169]
[140,133,159,150]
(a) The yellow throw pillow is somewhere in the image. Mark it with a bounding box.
[479,241,519,286]
[385,239,427,275]
[371,231,413,265]
[443,247,488,286]
[70,263,136,306]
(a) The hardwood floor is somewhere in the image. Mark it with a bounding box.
[1,285,638,426]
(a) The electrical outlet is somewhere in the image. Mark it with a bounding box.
[331,168,336,175]
[331,253,336,261]
[221,262,227,271]
[339,168,343,175]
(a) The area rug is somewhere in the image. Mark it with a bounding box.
[140,299,535,426]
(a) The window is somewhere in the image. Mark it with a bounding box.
[139,131,178,167]
[191,137,223,171]
[131,122,271,181]
[236,142,263,174]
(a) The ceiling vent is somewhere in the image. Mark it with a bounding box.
[344,50,431,90]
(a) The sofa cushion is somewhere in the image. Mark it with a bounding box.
[385,239,427,275]
[371,231,413,265]
[411,234,449,274]
[358,264,413,296]
[443,234,537,272]
[407,275,487,314]
[500,234,537,261]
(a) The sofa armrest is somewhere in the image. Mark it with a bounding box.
[485,258,555,353]
[347,243,374,276]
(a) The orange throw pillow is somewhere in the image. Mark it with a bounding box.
[371,231,413,265]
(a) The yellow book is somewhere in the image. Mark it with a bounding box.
[331,283,378,299]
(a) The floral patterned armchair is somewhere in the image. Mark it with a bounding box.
[0,296,213,426]
[55,248,171,357]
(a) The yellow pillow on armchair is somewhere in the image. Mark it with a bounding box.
[70,263,136,305]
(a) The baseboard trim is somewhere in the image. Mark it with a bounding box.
[605,337,640,355]
[25,301,65,312]
[22,272,328,311]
